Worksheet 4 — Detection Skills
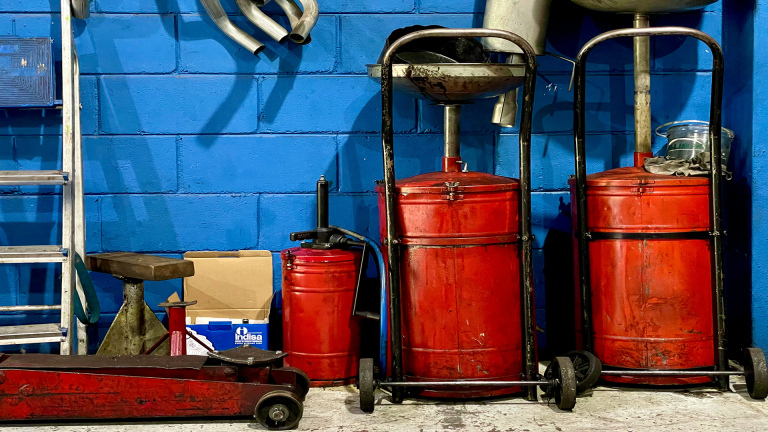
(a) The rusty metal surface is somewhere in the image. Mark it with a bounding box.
[0,368,296,421]
[209,345,289,366]
[570,0,716,13]
[0,353,208,370]
[86,252,195,281]
[367,63,526,102]
[282,247,361,385]
[97,301,170,356]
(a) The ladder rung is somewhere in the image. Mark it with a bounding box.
[0,246,67,263]
[0,170,68,186]
[0,323,66,344]
[0,305,62,312]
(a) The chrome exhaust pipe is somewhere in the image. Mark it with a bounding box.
[273,0,312,44]
[236,0,289,43]
[289,0,319,44]
[483,0,551,127]
[200,0,265,55]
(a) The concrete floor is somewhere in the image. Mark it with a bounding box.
[3,374,767,432]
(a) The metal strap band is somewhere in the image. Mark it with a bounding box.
[587,231,710,240]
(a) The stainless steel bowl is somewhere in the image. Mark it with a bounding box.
[367,63,526,103]
[569,0,717,14]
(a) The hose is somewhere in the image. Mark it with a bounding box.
[331,225,388,377]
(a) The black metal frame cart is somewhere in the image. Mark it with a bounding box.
[572,26,768,399]
[357,28,578,413]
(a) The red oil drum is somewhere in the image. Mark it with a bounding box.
[377,170,523,398]
[570,167,714,385]
[281,247,361,387]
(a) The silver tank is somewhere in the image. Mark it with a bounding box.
[570,0,717,14]
[482,0,552,55]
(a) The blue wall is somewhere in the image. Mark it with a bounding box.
[2,0,753,354]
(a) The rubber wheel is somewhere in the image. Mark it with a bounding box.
[566,350,602,393]
[279,367,311,398]
[544,357,577,411]
[254,391,303,430]
[745,348,768,399]
[359,358,376,413]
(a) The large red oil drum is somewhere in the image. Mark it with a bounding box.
[281,247,361,387]
[376,170,523,398]
[570,167,714,385]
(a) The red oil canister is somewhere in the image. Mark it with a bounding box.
[281,247,361,387]
[570,167,714,385]
[376,169,523,398]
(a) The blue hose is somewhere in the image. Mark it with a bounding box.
[331,226,388,377]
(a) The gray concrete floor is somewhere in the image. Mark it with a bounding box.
[3,374,767,432]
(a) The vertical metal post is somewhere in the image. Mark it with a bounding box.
[73,48,88,355]
[380,45,405,404]
[518,51,538,402]
[707,42,728,392]
[167,305,188,356]
[316,175,329,229]
[59,0,76,356]
[444,105,461,158]
[633,14,653,166]
[123,279,146,355]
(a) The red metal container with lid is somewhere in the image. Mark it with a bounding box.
[281,247,361,387]
[570,167,713,385]
[376,162,524,398]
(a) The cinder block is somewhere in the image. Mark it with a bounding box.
[99,75,259,134]
[259,76,416,133]
[324,0,415,13]
[337,133,494,193]
[419,0,481,13]
[85,136,179,194]
[179,14,337,74]
[338,14,476,74]
[259,193,378,251]
[654,12,721,72]
[74,14,176,74]
[94,0,173,13]
[0,1,61,12]
[531,191,571,250]
[533,249,545,308]
[496,133,615,190]
[101,194,259,252]
[179,134,337,193]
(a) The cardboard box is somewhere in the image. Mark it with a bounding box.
[183,251,273,352]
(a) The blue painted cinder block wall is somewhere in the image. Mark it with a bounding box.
[2,0,753,354]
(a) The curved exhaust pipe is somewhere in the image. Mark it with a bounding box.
[235,0,289,43]
[200,0,265,55]
[289,0,318,44]
[272,0,312,44]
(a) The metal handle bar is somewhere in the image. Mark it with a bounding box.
[379,28,539,402]
[571,26,727,390]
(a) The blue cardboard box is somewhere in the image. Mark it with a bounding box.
[188,320,269,352]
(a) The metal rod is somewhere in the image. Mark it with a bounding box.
[124,279,145,355]
[380,28,538,404]
[380,380,550,388]
[0,305,62,312]
[601,370,742,377]
[573,26,727,388]
[633,14,652,160]
[316,175,329,229]
[444,105,461,158]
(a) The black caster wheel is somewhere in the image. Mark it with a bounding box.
[359,358,376,413]
[254,390,304,430]
[279,367,311,398]
[745,348,768,399]
[566,350,602,393]
[544,356,577,411]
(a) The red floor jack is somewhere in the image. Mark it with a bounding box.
[0,253,309,430]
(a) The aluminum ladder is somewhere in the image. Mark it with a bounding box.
[0,0,87,354]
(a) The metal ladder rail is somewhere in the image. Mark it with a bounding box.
[0,0,86,354]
